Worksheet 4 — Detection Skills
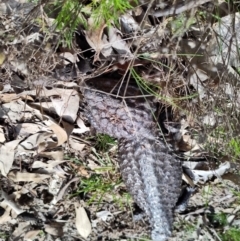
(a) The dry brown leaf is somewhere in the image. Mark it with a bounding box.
[85,19,132,62]
[192,162,231,184]
[85,18,107,62]
[25,102,48,121]
[96,210,114,222]
[31,160,66,169]
[73,117,90,134]
[0,100,44,123]
[27,101,55,114]
[31,161,67,176]
[0,101,23,122]
[182,172,195,187]
[0,139,21,176]
[10,59,29,75]
[0,126,6,143]
[0,51,6,65]
[107,26,132,56]
[18,132,53,152]
[182,134,197,148]
[54,81,78,88]
[177,138,192,152]
[8,171,50,183]
[15,123,45,138]
[37,139,59,153]
[0,93,18,103]
[69,162,90,178]
[24,230,41,240]
[75,204,92,239]
[59,52,78,64]
[1,84,12,93]
[0,190,24,215]
[87,158,101,171]
[12,222,30,239]
[51,89,79,123]
[188,69,208,100]
[20,87,70,99]
[0,204,11,224]
[19,94,34,101]
[48,165,67,178]
[44,222,64,236]
[45,120,68,147]
[52,177,79,204]
[68,138,85,152]
[39,151,64,161]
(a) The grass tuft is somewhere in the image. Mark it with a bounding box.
[221,228,240,241]
[95,134,116,152]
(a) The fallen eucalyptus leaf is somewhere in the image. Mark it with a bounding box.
[75,204,91,239]
[0,140,20,176]
[8,171,50,183]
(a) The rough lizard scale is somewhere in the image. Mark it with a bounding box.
[83,85,182,241]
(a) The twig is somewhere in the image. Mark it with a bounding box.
[153,0,212,17]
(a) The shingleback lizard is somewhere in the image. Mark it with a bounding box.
[83,78,182,241]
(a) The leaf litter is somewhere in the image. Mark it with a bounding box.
[0,0,240,241]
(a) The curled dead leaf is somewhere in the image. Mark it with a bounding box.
[44,119,68,147]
